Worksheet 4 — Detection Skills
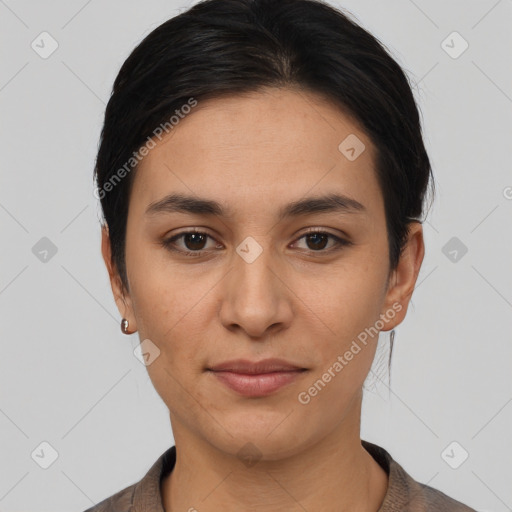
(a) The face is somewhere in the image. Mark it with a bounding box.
[103,87,424,460]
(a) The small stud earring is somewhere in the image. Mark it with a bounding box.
[121,318,131,335]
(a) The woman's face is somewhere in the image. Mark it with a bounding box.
[103,87,423,460]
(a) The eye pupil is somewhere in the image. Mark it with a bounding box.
[185,233,207,250]
[307,233,328,250]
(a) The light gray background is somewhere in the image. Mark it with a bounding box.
[1,0,511,511]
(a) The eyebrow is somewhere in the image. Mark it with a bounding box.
[145,192,366,220]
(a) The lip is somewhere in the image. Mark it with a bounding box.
[207,358,307,397]
[208,358,305,374]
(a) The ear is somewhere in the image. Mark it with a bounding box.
[380,221,425,331]
[101,224,137,332]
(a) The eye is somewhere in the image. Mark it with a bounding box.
[162,229,219,256]
[292,229,351,253]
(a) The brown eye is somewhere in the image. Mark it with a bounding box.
[162,230,218,256]
[293,230,351,253]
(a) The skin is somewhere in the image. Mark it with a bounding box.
[102,87,424,511]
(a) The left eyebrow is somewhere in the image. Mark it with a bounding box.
[277,193,366,220]
[145,192,366,219]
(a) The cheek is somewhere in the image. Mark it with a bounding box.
[126,235,204,334]
[129,270,209,419]
[131,273,206,356]
[294,268,386,423]
[298,256,387,342]
[293,253,389,406]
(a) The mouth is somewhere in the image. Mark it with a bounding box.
[207,358,308,397]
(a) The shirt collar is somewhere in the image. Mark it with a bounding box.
[130,440,422,511]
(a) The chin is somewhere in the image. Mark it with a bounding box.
[207,413,311,461]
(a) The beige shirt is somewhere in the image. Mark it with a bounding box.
[83,440,476,511]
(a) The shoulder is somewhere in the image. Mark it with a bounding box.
[362,440,477,511]
[81,446,176,512]
[418,484,477,511]
[389,462,477,511]
[82,483,136,512]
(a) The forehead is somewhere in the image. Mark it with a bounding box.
[130,87,382,219]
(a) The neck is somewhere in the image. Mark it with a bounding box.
[161,397,388,512]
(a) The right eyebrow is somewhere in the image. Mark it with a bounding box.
[145,193,229,217]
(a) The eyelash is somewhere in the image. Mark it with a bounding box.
[161,228,352,257]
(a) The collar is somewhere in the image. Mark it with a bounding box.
[126,440,468,511]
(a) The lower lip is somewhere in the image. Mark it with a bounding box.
[210,370,305,397]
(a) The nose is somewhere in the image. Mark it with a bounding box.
[218,239,294,340]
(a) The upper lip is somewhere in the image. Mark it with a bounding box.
[208,358,306,374]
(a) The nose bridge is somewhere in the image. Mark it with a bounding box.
[234,234,278,304]
[221,235,291,336]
